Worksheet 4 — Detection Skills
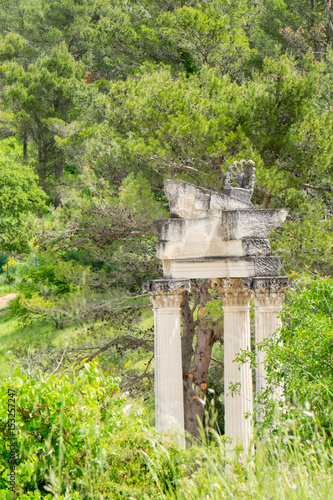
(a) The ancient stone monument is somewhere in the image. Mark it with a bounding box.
[143,160,290,449]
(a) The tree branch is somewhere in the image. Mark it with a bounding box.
[211,357,223,367]
[45,345,68,382]
[76,335,153,369]
[120,356,154,389]
[300,182,332,192]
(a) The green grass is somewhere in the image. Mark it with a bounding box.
[0,283,155,385]
[0,283,19,297]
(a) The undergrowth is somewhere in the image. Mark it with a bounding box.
[0,366,332,499]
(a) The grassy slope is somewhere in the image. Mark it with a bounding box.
[0,284,155,391]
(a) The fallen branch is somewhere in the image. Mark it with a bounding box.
[76,335,153,369]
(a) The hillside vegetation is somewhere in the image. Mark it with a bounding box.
[0,0,332,498]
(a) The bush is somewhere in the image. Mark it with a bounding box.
[258,277,333,441]
[0,365,187,499]
[9,253,91,328]
[17,254,72,299]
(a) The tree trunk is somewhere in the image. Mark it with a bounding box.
[324,0,333,37]
[23,131,28,160]
[38,147,48,191]
[54,161,64,207]
[181,280,222,438]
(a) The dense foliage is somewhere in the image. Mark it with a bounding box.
[258,277,333,440]
[1,364,332,499]
[0,365,188,498]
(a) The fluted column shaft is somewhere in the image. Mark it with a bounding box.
[144,279,190,448]
[213,278,253,451]
[254,291,283,399]
[152,292,184,437]
[251,278,291,418]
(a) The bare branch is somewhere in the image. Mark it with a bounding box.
[45,345,68,382]
[211,357,223,367]
[300,182,332,192]
[76,335,153,369]
[120,372,154,389]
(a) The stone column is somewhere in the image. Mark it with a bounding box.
[143,279,190,448]
[213,278,253,452]
[252,278,289,413]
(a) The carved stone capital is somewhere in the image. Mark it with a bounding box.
[212,278,253,307]
[143,279,190,310]
[150,293,184,310]
[249,277,291,309]
[242,277,292,308]
[142,279,190,294]
[254,292,284,308]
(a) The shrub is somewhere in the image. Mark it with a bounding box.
[0,365,187,499]
[258,277,333,441]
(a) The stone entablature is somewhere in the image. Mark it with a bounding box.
[162,256,281,280]
[157,170,288,281]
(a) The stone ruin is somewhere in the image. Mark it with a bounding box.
[143,160,291,449]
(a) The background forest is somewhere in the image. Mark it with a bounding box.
[0,0,333,498]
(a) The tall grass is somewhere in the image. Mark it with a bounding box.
[1,366,332,499]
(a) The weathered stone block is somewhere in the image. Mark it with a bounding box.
[162,256,280,279]
[155,219,273,260]
[254,257,281,277]
[157,238,271,260]
[242,239,271,256]
[162,257,255,279]
[223,187,252,203]
[164,180,252,219]
[221,209,288,239]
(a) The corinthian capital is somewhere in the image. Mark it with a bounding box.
[143,279,191,310]
[212,278,253,307]
[248,277,292,309]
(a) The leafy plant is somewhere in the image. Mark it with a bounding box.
[256,277,333,441]
[0,364,187,498]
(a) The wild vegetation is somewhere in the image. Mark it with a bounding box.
[0,0,332,497]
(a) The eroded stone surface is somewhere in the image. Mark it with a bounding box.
[221,209,288,240]
[142,279,190,294]
[164,180,252,219]
[242,239,271,256]
[255,257,281,277]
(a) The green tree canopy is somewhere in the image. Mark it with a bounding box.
[0,138,46,252]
